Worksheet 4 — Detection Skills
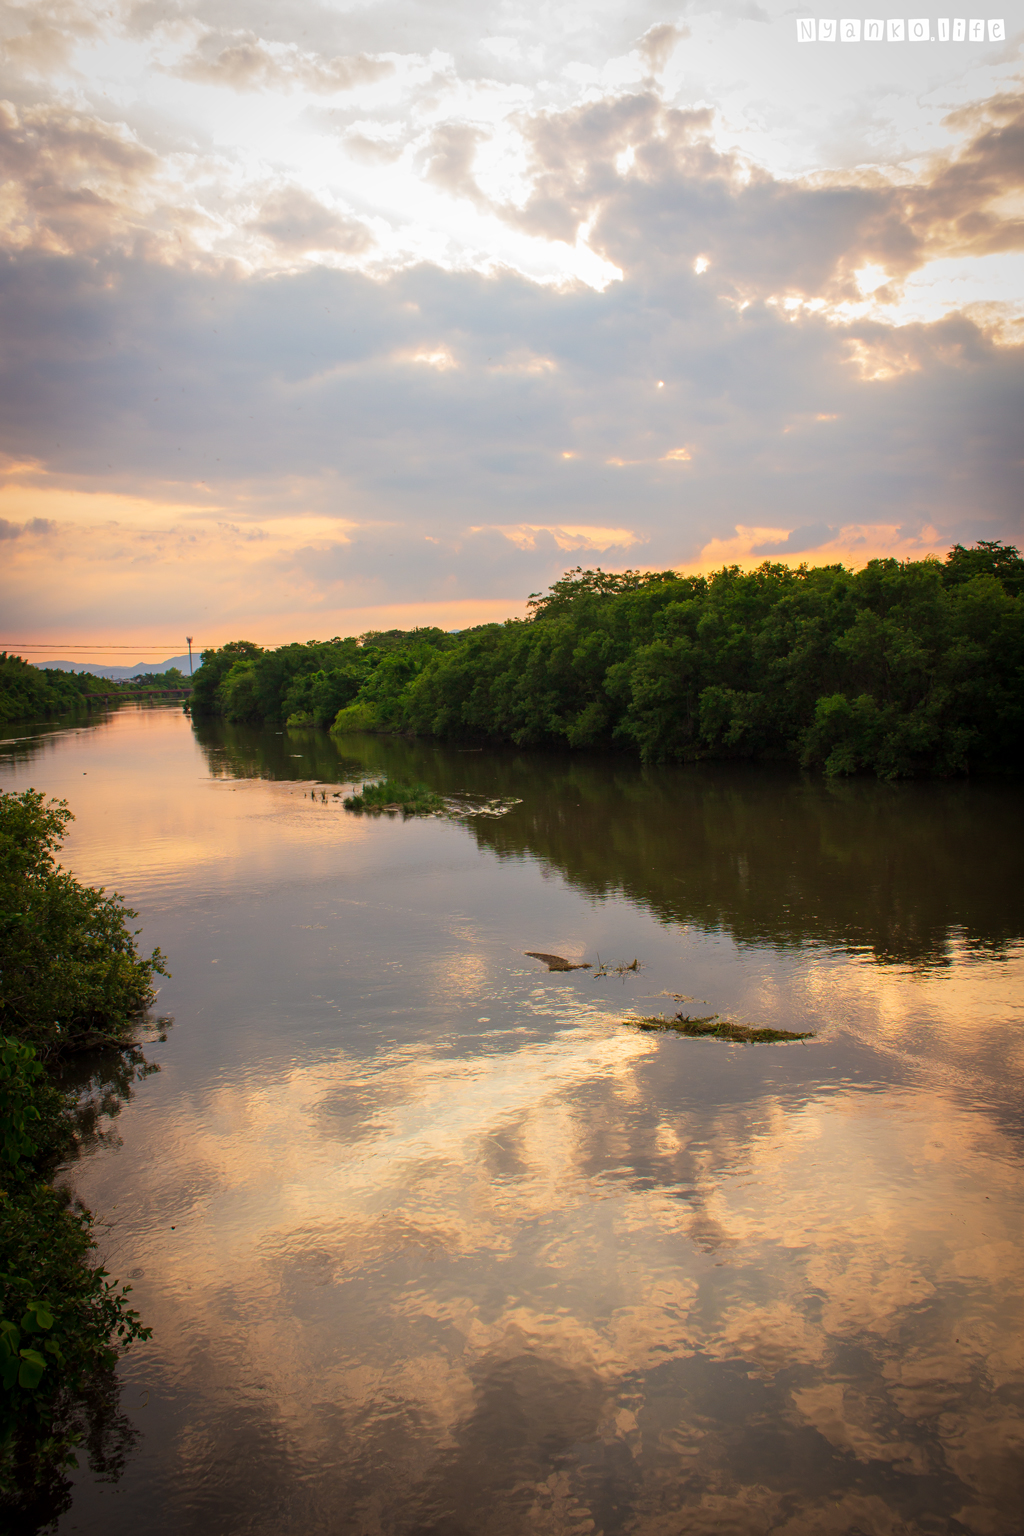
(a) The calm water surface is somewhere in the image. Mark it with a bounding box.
[2,705,1023,1536]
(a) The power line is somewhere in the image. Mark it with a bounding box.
[2,644,219,652]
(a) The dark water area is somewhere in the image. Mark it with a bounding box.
[2,706,1023,1535]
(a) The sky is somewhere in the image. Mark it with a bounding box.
[0,0,1022,655]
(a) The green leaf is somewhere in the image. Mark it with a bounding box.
[21,1300,54,1332]
[18,1348,47,1389]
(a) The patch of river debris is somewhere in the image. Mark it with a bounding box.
[593,956,642,979]
[525,952,592,972]
[342,782,523,818]
[450,794,523,818]
[625,1012,814,1044]
[525,952,645,976]
[522,955,811,1040]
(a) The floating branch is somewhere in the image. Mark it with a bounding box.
[524,952,592,972]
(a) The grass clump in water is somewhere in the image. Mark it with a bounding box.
[626,1012,814,1044]
[343,779,445,815]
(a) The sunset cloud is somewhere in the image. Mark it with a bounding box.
[0,1,1020,645]
[171,32,394,96]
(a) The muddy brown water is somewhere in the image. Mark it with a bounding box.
[2,705,1023,1535]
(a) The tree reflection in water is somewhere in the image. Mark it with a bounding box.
[3,710,1022,1534]
[197,718,1023,967]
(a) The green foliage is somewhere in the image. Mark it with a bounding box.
[526,566,680,620]
[0,1040,45,1168]
[360,626,460,656]
[194,639,362,724]
[343,779,445,814]
[0,788,159,1509]
[943,539,1024,596]
[193,630,462,728]
[0,655,189,727]
[0,1172,151,1504]
[188,639,264,716]
[331,700,381,733]
[0,655,110,726]
[384,549,1024,778]
[189,544,1024,779]
[0,791,168,1056]
[285,664,365,727]
[0,1031,152,1505]
[118,667,187,692]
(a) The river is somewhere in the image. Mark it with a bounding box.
[2,703,1022,1535]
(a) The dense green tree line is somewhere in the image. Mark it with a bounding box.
[189,629,462,728]
[1,791,162,1515]
[0,656,110,726]
[0,655,189,726]
[192,542,1024,778]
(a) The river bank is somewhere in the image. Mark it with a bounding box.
[0,785,164,1521]
[190,546,1024,780]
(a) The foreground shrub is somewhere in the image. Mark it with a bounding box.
[0,1035,151,1512]
[0,791,167,1056]
[0,792,161,1514]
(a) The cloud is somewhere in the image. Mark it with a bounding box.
[53,885,1024,1527]
[0,4,1020,640]
[422,122,490,204]
[750,522,835,556]
[470,523,640,552]
[2,9,1019,302]
[509,88,1024,316]
[0,98,160,254]
[248,186,374,257]
[0,0,100,75]
[172,32,394,96]
[0,513,55,538]
[0,235,1019,644]
[636,22,688,77]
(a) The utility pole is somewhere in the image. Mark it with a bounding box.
[186,636,194,676]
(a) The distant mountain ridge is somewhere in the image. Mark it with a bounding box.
[33,653,194,680]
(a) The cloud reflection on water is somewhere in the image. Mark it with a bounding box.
[90,1001,1024,1532]
[3,709,1022,1532]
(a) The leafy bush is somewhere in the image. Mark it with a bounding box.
[0,791,167,1056]
[0,1034,151,1508]
[0,791,160,1511]
[332,701,381,733]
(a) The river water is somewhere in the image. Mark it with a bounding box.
[2,704,1023,1535]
